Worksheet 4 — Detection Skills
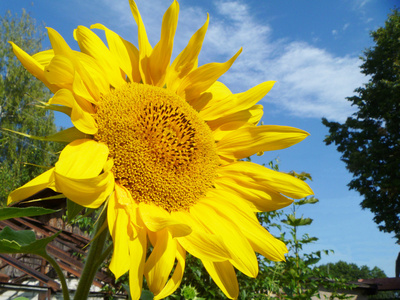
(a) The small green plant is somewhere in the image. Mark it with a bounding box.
[259,168,354,299]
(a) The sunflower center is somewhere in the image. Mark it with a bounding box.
[94,83,219,212]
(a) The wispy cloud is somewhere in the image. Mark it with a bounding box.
[97,0,366,122]
[204,0,365,122]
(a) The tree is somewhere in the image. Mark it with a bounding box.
[0,9,60,205]
[317,261,386,282]
[322,9,400,239]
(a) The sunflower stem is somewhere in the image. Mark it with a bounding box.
[73,211,109,300]
[41,252,70,300]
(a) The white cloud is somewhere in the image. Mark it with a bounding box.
[200,0,366,122]
[97,0,366,122]
[267,42,365,121]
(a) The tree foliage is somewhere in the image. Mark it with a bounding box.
[317,261,386,282]
[322,9,400,238]
[0,9,60,205]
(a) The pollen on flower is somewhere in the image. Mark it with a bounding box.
[94,82,219,212]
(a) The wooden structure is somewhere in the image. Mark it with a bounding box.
[0,216,123,299]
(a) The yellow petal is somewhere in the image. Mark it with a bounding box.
[107,190,117,238]
[199,81,275,121]
[7,169,56,205]
[53,140,113,208]
[71,71,99,107]
[217,125,310,161]
[54,170,114,208]
[145,229,177,296]
[74,51,110,96]
[191,202,258,277]
[108,191,130,278]
[110,183,140,236]
[155,243,186,300]
[177,231,231,262]
[90,24,140,83]
[190,81,232,111]
[202,190,288,261]
[166,14,209,93]
[208,105,264,141]
[173,210,231,262]
[74,26,125,89]
[32,49,55,67]
[215,175,294,212]
[70,74,98,112]
[177,48,242,102]
[202,260,239,299]
[44,55,75,88]
[138,203,191,238]
[47,27,71,54]
[129,0,153,83]
[148,0,179,86]
[8,42,59,93]
[113,183,136,207]
[50,89,97,134]
[47,27,102,101]
[55,139,108,179]
[217,161,314,200]
[129,221,147,300]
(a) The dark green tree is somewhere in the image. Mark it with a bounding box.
[317,261,386,282]
[0,9,59,205]
[322,9,400,239]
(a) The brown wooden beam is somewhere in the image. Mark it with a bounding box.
[358,278,400,291]
[0,254,60,291]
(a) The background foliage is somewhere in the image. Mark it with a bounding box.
[0,9,60,206]
[317,261,386,282]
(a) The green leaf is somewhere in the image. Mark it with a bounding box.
[1,127,91,143]
[294,197,319,206]
[282,215,313,226]
[67,199,85,222]
[0,226,59,256]
[305,257,321,266]
[140,290,154,300]
[301,236,318,244]
[0,207,57,221]
[121,284,131,299]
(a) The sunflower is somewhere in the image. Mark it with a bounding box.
[8,1,313,299]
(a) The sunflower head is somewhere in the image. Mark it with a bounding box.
[94,82,219,212]
[8,1,313,299]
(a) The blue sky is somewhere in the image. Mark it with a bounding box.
[2,0,398,277]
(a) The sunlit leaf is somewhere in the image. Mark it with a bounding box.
[0,226,59,256]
